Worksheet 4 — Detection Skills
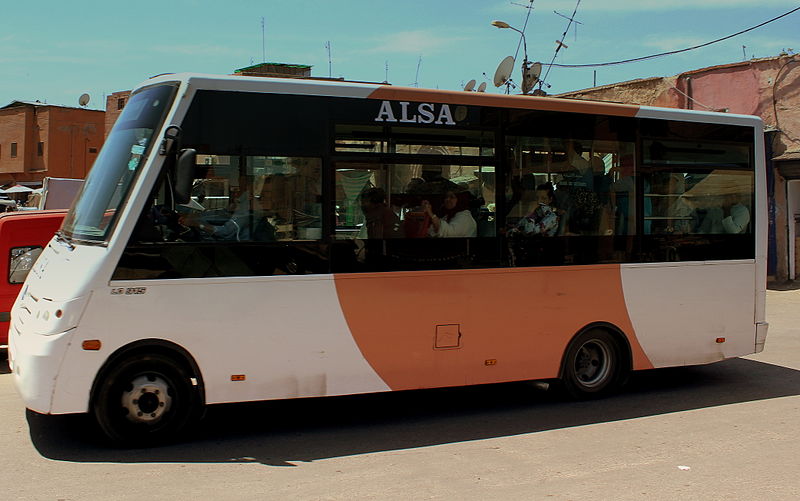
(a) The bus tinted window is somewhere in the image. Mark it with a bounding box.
[116,155,323,279]
[115,92,757,279]
[506,136,638,237]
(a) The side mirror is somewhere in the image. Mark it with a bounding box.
[174,148,196,204]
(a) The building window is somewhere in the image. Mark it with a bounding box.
[89,147,98,154]
[117,98,125,110]
[37,142,44,156]
[10,143,17,158]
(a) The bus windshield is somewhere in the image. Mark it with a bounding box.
[61,83,177,243]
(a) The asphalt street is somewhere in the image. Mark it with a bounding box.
[1,289,798,500]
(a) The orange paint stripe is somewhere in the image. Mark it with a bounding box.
[334,266,653,391]
[367,86,641,117]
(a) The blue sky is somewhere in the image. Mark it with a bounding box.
[1,1,798,109]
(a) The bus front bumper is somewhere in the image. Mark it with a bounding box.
[8,323,76,415]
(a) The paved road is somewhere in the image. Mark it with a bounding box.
[1,290,799,500]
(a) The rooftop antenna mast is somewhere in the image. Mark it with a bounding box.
[540,0,581,91]
[384,60,389,83]
[261,17,266,63]
[512,0,535,63]
[414,55,422,87]
[554,8,583,42]
[325,41,332,77]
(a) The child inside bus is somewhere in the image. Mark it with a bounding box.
[513,182,559,236]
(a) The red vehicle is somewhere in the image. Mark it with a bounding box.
[0,210,67,347]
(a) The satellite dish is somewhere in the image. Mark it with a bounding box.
[493,56,515,87]
[521,61,543,95]
[529,62,542,81]
[477,82,487,93]
[78,93,90,107]
[464,79,476,92]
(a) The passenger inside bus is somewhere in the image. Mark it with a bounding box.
[421,189,477,238]
[511,182,559,236]
[358,187,402,239]
[697,193,751,234]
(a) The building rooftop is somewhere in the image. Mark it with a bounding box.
[1,100,103,112]
[234,62,312,73]
[557,54,798,97]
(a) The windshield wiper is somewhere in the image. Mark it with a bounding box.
[54,230,75,250]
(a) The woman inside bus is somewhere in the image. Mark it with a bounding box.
[421,189,477,238]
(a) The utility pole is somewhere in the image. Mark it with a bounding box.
[261,17,266,62]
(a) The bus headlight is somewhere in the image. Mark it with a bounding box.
[13,292,90,337]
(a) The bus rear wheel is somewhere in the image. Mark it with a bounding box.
[560,329,624,399]
[92,353,199,446]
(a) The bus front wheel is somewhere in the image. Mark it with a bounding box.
[93,353,199,446]
[560,329,625,399]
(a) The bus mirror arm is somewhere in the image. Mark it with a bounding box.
[159,125,182,155]
[174,148,196,205]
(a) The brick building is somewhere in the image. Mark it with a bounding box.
[0,101,105,186]
[557,54,800,282]
[105,91,131,140]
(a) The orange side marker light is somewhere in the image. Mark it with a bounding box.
[82,340,102,350]
[485,359,497,366]
[715,337,726,344]
[231,374,246,381]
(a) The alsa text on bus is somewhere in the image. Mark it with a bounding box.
[374,101,456,125]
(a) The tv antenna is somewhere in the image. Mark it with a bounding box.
[413,55,422,87]
[78,93,90,107]
[539,0,582,91]
[477,82,487,93]
[554,8,583,42]
[511,1,534,9]
[463,79,476,92]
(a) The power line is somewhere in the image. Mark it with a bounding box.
[548,6,800,69]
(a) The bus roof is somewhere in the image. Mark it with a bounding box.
[139,72,763,128]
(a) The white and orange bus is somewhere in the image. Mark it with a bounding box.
[9,73,768,445]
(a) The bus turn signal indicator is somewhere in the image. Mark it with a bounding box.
[81,340,102,351]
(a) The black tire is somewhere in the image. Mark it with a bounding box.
[92,353,200,447]
[560,329,625,399]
